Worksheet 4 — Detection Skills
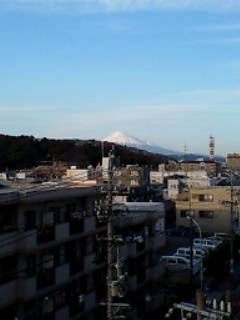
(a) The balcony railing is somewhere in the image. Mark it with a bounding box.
[69,257,84,275]
[37,268,55,289]
[69,220,84,235]
[37,225,55,244]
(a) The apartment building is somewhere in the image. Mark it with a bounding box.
[113,165,149,188]
[111,202,166,319]
[0,183,166,320]
[227,153,240,170]
[0,183,105,320]
[175,187,240,233]
[178,161,219,174]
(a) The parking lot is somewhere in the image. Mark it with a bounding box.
[161,234,191,256]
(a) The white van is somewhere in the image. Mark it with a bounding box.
[193,238,219,250]
[160,255,200,274]
[174,247,207,259]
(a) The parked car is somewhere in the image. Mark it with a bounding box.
[206,236,224,245]
[174,246,208,259]
[165,227,191,236]
[193,238,220,251]
[160,255,200,274]
[214,232,229,240]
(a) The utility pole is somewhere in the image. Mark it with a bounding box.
[188,188,194,286]
[106,161,113,320]
[221,170,237,277]
[230,170,234,275]
[98,148,131,320]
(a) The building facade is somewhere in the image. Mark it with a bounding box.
[0,184,104,320]
[175,187,240,234]
[113,166,149,188]
[0,183,166,320]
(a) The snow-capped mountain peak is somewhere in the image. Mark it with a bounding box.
[103,131,145,147]
[102,131,181,155]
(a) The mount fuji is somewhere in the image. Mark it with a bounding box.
[103,131,182,156]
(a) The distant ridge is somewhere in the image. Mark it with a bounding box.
[103,131,183,155]
[0,133,170,170]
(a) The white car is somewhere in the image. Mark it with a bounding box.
[174,246,207,259]
[160,255,201,275]
[206,236,224,245]
[193,238,220,251]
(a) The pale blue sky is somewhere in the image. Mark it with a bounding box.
[1,0,240,155]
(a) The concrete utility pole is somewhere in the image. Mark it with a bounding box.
[188,189,194,286]
[230,170,234,275]
[221,170,237,277]
[106,164,113,320]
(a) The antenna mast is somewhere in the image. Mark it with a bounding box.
[209,135,215,161]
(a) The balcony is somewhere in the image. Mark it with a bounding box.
[85,291,96,311]
[84,253,95,271]
[37,268,55,289]
[21,230,37,250]
[84,216,95,233]
[18,276,37,300]
[69,257,84,275]
[55,264,70,284]
[69,220,84,235]
[0,279,17,307]
[0,229,18,256]
[37,225,55,244]
[55,306,69,320]
[55,222,70,241]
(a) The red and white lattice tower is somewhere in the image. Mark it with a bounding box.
[209,135,215,161]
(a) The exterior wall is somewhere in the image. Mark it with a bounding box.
[113,166,149,187]
[0,186,167,320]
[178,161,218,174]
[0,185,104,320]
[227,153,240,170]
[66,169,90,180]
[175,187,238,233]
[167,179,180,200]
[150,171,164,184]
[112,202,167,315]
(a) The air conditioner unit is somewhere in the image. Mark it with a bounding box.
[78,294,85,304]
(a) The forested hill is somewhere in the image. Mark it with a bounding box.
[0,134,170,170]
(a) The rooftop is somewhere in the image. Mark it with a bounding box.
[0,180,99,204]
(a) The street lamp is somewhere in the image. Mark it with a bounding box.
[186,212,203,293]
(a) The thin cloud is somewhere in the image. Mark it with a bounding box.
[175,88,240,97]
[197,23,240,32]
[183,37,240,46]
[2,0,240,13]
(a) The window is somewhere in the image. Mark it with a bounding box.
[130,170,139,176]
[130,180,137,186]
[180,210,187,218]
[50,207,62,224]
[114,171,121,176]
[198,194,214,202]
[199,211,214,219]
[24,211,36,230]
[26,255,36,277]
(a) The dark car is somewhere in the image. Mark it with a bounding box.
[165,227,191,236]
